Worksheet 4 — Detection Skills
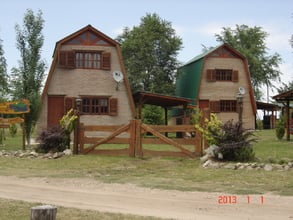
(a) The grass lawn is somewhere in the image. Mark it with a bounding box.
[253,129,293,162]
[0,198,166,220]
[0,129,292,219]
[0,129,292,196]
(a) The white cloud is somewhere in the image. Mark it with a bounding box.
[261,23,291,51]
[195,22,226,37]
[279,63,293,83]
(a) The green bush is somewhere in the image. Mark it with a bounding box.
[213,120,257,162]
[9,124,18,137]
[275,116,285,140]
[256,119,263,130]
[234,146,255,162]
[142,105,164,125]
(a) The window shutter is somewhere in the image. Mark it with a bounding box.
[210,101,220,113]
[58,51,75,68]
[67,51,75,68]
[58,51,67,67]
[207,69,216,82]
[232,70,239,82]
[109,98,118,116]
[101,52,111,70]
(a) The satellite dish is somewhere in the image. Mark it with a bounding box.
[239,86,246,95]
[113,71,123,82]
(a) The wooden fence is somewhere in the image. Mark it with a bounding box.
[76,119,203,158]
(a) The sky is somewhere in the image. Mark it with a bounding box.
[0,0,292,100]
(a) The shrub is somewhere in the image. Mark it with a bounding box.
[192,108,222,145]
[9,124,17,137]
[36,126,67,153]
[256,119,263,130]
[36,109,78,153]
[142,105,164,125]
[59,109,77,148]
[275,116,285,140]
[212,120,257,162]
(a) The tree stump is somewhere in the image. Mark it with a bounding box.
[30,205,57,220]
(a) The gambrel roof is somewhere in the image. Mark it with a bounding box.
[175,43,256,114]
[41,25,136,116]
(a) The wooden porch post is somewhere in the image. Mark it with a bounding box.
[164,107,168,137]
[138,98,143,119]
[183,104,187,125]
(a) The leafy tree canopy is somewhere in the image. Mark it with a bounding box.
[117,13,182,95]
[277,81,293,93]
[215,25,282,100]
[0,37,8,99]
[11,9,47,145]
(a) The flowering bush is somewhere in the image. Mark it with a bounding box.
[192,108,222,145]
[60,109,78,148]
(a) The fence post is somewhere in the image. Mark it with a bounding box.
[202,108,210,149]
[195,131,202,156]
[135,119,143,157]
[31,205,57,220]
[129,119,136,157]
[73,111,80,154]
[79,123,85,153]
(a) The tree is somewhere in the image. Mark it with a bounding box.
[277,81,293,93]
[11,9,46,145]
[215,25,282,100]
[0,37,8,100]
[117,13,182,95]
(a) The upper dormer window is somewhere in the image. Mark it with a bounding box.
[58,50,111,70]
[206,69,238,82]
[76,52,101,69]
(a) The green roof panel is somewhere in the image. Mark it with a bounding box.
[175,57,204,105]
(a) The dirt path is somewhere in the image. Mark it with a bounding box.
[0,176,292,220]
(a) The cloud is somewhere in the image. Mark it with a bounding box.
[195,22,226,37]
[262,24,292,51]
[279,63,293,83]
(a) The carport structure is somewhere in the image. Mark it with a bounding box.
[133,91,193,125]
[273,90,293,141]
[256,101,280,129]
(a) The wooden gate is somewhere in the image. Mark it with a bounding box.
[79,120,136,156]
[77,119,203,158]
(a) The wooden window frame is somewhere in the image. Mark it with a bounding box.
[58,50,111,70]
[216,69,233,81]
[80,97,117,115]
[75,51,102,69]
[207,69,238,82]
[210,100,237,113]
[220,100,237,112]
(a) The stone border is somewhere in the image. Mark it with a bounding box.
[0,149,72,159]
[202,159,293,171]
